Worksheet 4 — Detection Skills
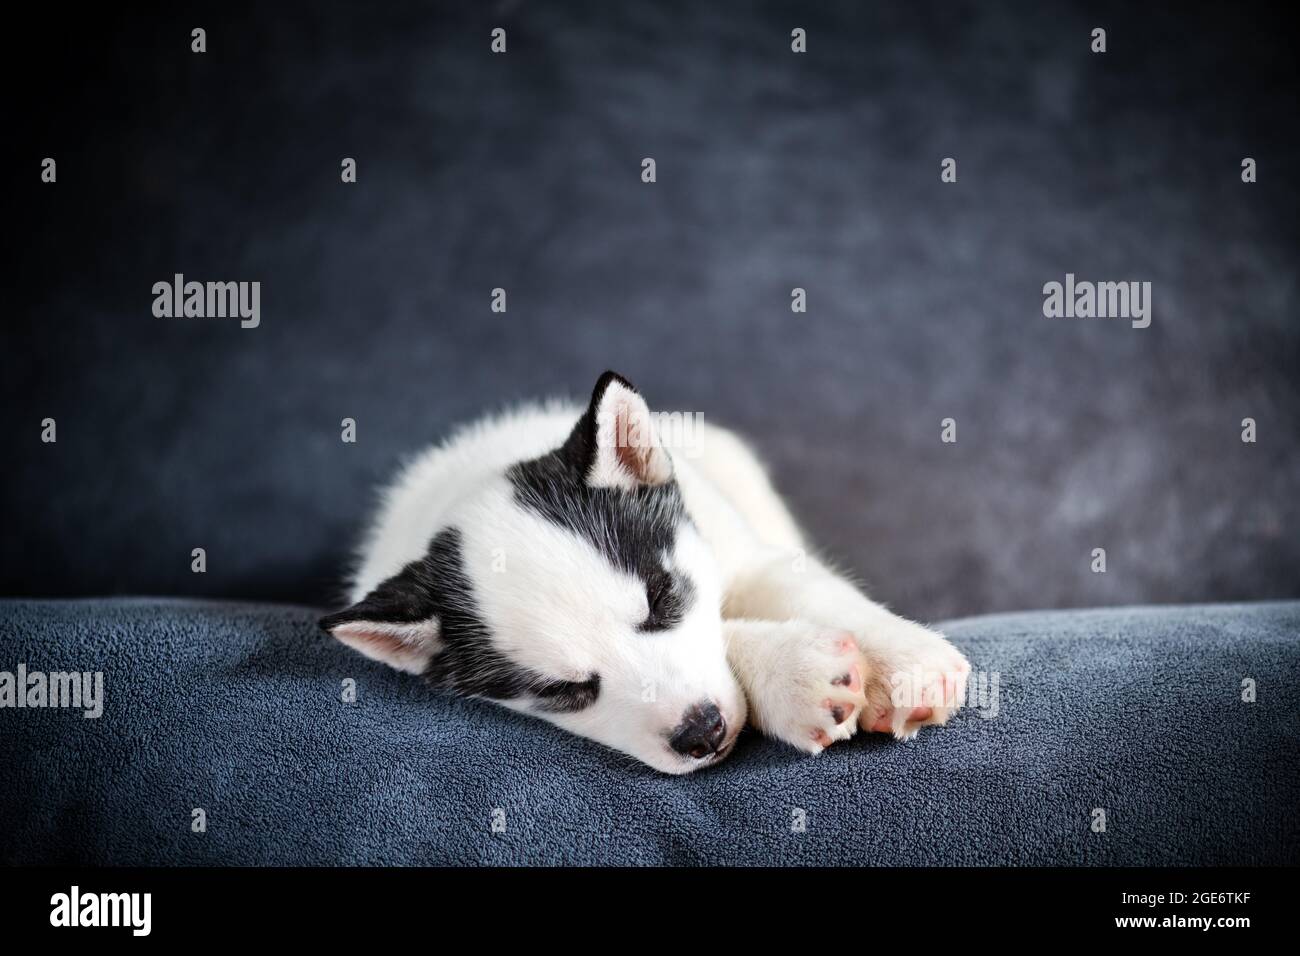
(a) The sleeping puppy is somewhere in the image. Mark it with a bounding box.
[321,371,970,773]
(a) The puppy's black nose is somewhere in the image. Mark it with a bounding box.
[669,702,727,759]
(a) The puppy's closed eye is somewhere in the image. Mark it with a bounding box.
[646,572,669,612]
[639,570,692,632]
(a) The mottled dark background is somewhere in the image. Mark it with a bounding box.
[7,1,1297,620]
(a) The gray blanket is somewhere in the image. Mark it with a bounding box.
[2,599,1296,865]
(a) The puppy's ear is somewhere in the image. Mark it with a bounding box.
[319,564,442,675]
[561,371,673,489]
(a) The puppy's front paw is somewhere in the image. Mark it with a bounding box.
[854,621,971,740]
[728,621,867,754]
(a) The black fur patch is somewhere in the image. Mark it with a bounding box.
[508,415,696,633]
[319,528,601,712]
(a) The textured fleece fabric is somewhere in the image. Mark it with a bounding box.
[2,599,1296,865]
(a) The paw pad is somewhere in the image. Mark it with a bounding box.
[824,699,853,725]
[830,663,862,694]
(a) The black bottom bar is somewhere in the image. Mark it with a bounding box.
[0,865,1289,941]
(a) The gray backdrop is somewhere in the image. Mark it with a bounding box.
[7,1,1297,620]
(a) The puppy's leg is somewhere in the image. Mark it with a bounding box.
[724,619,866,754]
[724,551,971,741]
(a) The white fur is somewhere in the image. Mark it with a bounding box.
[341,392,970,772]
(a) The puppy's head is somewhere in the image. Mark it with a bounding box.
[321,372,745,774]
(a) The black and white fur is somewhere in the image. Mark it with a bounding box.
[322,372,970,774]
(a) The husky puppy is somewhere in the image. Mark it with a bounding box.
[321,372,970,774]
